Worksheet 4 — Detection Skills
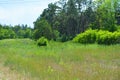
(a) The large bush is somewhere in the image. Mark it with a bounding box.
[96,30,120,45]
[37,37,48,46]
[73,29,120,45]
[96,30,114,45]
[73,29,97,44]
[113,31,120,44]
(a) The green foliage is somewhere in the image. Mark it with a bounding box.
[96,30,120,45]
[0,0,120,42]
[18,30,25,38]
[113,31,120,44]
[33,0,120,41]
[73,29,120,45]
[12,25,33,38]
[24,28,32,38]
[0,24,33,39]
[37,37,48,46]
[52,30,60,41]
[0,28,15,39]
[60,34,70,42]
[96,30,114,45]
[33,18,53,40]
[73,29,97,44]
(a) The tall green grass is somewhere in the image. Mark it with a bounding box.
[0,39,120,80]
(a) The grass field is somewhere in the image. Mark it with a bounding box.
[0,39,120,80]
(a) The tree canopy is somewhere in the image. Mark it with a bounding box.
[0,0,120,42]
[33,0,120,41]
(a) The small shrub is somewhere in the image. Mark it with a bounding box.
[37,37,48,46]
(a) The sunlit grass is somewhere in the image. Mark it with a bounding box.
[0,39,120,80]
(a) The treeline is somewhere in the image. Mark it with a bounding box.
[34,0,120,42]
[0,24,33,40]
[0,0,120,43]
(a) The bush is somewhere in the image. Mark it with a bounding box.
[73,29,97,44]
[37,37,48,46]
[96,30,120,45]
[73,29,120,45]
[113,31,120,44]
[96,30,114,45]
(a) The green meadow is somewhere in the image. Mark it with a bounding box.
[0,39,120,80]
